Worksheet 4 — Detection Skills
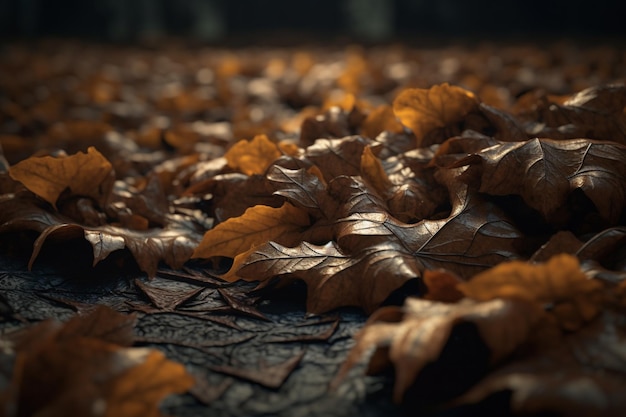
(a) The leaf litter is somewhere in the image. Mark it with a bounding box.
[1,41,626,416]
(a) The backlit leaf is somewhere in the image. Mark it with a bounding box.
[459,254,605,330]
[225,134,282,176]
[9,146,114,208]
[192,203,310,260]
[393,83,479,146]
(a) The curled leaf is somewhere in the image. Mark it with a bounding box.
[9,146,114,208]
[225,134,282,176]
[393,83,479,146]
[459,254,605,330]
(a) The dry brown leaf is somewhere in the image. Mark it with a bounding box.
[209,351,304,389]
[192,202,310,260]
[457,310,626,417]
[8,146,114,208]
[459,254,605,330]
[334,297,544,403]
[225,133,282,176]
[361,104,405,139]
[393,83,479,146]
[455,138,626,223]
[5,306,193,417]
[360,145,393,198]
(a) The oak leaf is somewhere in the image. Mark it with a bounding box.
[393,83,479,147]
[8,146,114,208]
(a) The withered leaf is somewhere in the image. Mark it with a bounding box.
[459,254,605,331]
[216,288,271,321]
[305,135,371,181]
[225,133,282,176]
[234,240,421,314]
[456,138,626,223]
[267,164,335,220]
[6,306,193,417]
[360,145,394,199]
[135,278,203,311]
[393,83,479,147]
[8,146,114,208]
[209,350,305,389]
[336,176,524,278]
[362,104,405,139]
[518,85,626,143]
[101,349,194,417]
[192,202,310,260]
[334,297,544,403]
[458,310,626,417]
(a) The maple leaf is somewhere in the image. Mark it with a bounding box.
[192,202,310,260]
[225,133,282,175]
[334,297,545,403]
[455,138,626,223]
[8,146,115,209]
[459,254,605,331]
[393,83,479,147]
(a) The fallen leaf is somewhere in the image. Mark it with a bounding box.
[235,240,421,314]
[102,349,194,417]
[457,310,626,417]
[5,306,193,417]
[8,146,114,209]
[459,254,605,330]
[334,297,545,403]
[209,351,305,389]
[422,269,464,303]
[135,279,204,311]
[393,83,479,147]
[192,202,310,260]
[225,134,282,176]
[362,104,405,139]
[360,145,394,199]
[456,138,626,223]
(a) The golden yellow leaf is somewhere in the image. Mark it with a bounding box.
[393,83,478,146]
[104,349,194,417]
[192,203,310,259]
[8,146,113,208]
[360,145,393,197]
[459,254,605,330]
[422,269,464,303]
[225,134,282,176]
[361,104,404,139]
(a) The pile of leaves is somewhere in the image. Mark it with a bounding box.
[1,41,626,416]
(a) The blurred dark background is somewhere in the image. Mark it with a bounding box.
[0,0,624,43]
